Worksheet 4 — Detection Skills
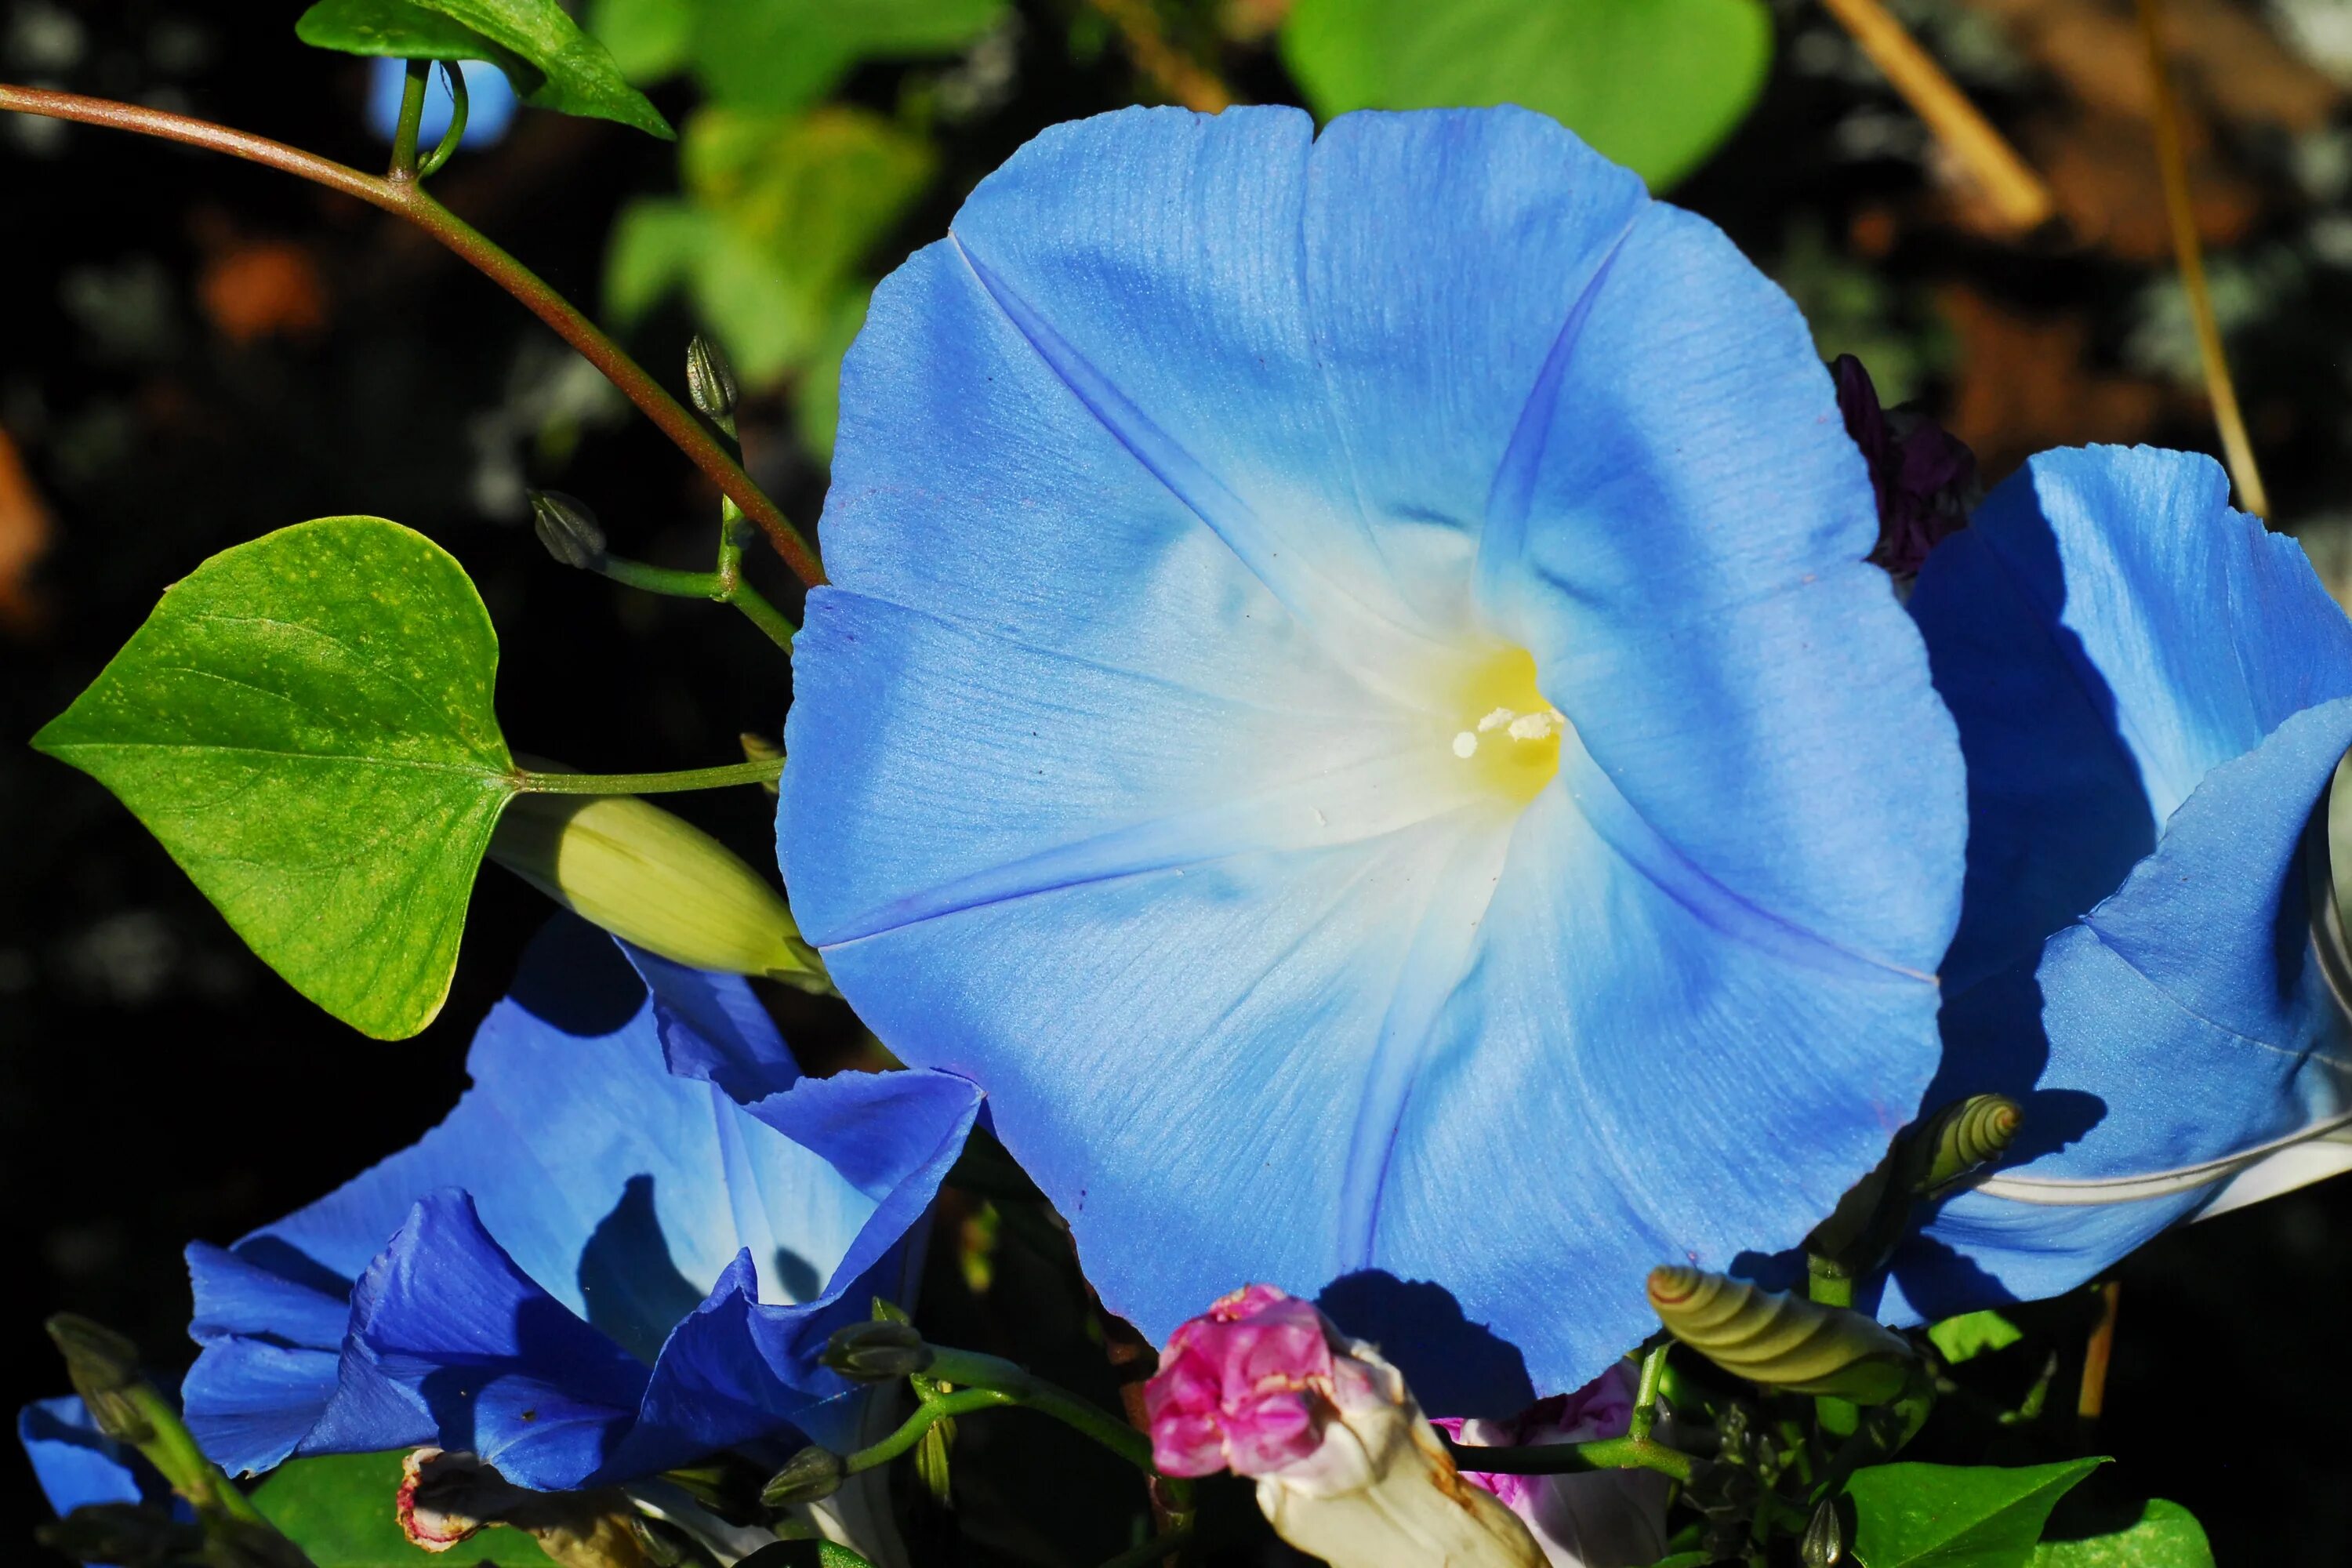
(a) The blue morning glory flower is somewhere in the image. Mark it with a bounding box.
[779,105,1965,1410]
[1882,445,2352,1320]
[182,916,981,1489]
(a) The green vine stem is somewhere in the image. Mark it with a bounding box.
[388,59,430,179]
[514,758,782,796]
[514,757,784,795]
[923,1347,1163,1476]
[1629,1341,1669,1444]
[418,62,470,180]
[844,1388,1017,1475]
[0,84,826,589]
[1441,1434,1697,1486]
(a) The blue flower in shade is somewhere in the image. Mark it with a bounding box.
[779,105,1965,1409]
[182,916,981,1489]
[1882,445,2352,1320]
[19,1396,189,1554]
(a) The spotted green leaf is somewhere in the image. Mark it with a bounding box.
[1281,0,1770,190]
[32,517,520,1040]
[297,0,673,139]
[1846,1459,2107,1568]
[253,1452,559,1565]
[2031,1499,2213,1568]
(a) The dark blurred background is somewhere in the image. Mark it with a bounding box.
[2,2,2349,1563]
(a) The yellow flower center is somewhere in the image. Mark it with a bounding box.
[1445,646,1563,808]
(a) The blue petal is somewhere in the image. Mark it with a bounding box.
[785,105,1959,1406]
[19,1396,154,1515]
[184,917,976,1483]
[1889,447,2352,1318]
[347,1192,649,1488]
[1911,445,2352,986]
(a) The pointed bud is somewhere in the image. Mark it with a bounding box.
[685,336,739,423]
[1646,1268,1918,1405]
[739,731,783,796]
[1147,1286,1544,1568]
[762,1446,847,1508]
[45,1315,154,1444]
[1907,1095,2024,1198]
[529,490,608,571]
[1802,1497,1846,1568]
[489,787,828,992]
[821,1320,933,1381]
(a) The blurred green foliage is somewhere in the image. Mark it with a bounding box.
[588,0,1007,453]
[1281,0,1772,189]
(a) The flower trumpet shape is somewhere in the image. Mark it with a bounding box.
[1146,1287,1544,1568]
[1885,446,2352,1318]
[1439,1364,1673,1568]
[180,916,981,1490]
[779,104,1965,1406]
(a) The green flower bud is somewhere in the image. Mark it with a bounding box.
[1646,1268,1917,1405]
[1908,1094,2023,1198]
[686,336,740,423]
[489,789,827,992]
[45,1315,153,1444]
[820,1320,934,1381]
[529,490,608,572]
[1802,1497,1846,1568]
[740,731,783,797]
[759,1446,844,1508]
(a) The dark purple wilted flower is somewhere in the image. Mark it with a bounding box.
[1834,354,1980,575]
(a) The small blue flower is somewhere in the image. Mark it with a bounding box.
[780,106,1965,1408]
[182,916,981,1488]
[1884,445,2352,1319]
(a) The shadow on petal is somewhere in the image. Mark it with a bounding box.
[1316,1272,1533,1417]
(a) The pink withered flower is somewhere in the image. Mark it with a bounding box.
[1145,1287,1544,1568]
[1834,353,1980,576]
[1439,1364,1674,1568]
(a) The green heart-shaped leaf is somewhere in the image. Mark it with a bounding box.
[2032,1499,2214,1568]
[1280,0,1771,190]
[33,517,519,1040]
[298,0,674,140]
[253,1452,560,1565]
[1846,1459,2107,1568]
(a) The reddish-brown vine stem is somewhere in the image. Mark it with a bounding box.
[0,83,826,588]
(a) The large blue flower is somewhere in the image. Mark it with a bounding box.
[1884,445,2352,1319]
[183,916,981,1488]
[780,105,1965,1407]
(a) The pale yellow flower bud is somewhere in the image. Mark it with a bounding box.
[489,790,826,991]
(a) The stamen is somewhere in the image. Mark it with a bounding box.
[1452,732,1479,759]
